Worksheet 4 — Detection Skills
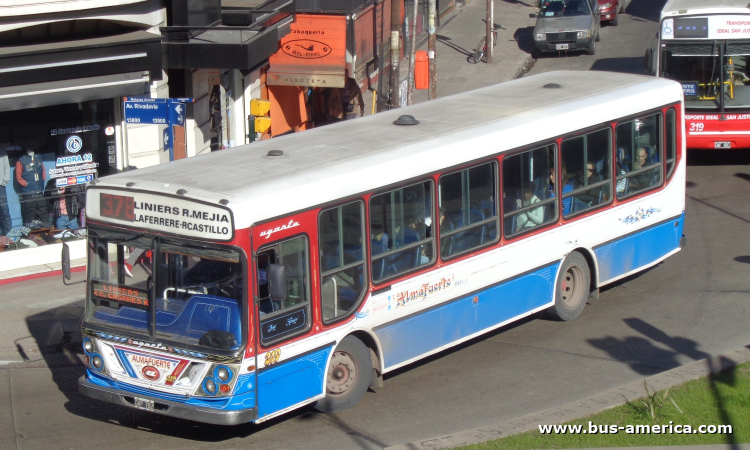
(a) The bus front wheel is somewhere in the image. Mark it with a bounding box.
[315,335,372,413]
[547,252,590,321]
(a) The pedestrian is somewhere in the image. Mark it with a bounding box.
[343,69,365,120]
[325,86,344,124]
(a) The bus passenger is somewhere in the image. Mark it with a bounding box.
[578,160,606,206]
[631,146,656,190]
[515,183,544,230]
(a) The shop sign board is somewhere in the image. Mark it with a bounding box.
[267,14,347,88]
[50,132,100,186]
[88,188,234,241]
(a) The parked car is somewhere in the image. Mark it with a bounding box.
[531,0,602,56]
[598,0,619,26]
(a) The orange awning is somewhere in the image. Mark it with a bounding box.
[267,14,347,89]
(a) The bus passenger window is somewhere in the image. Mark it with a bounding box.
[370,180,434,283]
[438,161,499,259]
[615,113,663,199]
[502,145,557,237]
[255,236,310,343]
[319,201,366,323]
[666,109,676,178]
[560,128,613,217]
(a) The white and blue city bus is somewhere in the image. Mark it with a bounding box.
[69,70,686,425]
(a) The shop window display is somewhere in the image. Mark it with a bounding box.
[0,98,114,251]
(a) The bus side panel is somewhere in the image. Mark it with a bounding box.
[376,263,559,369]
[229,373,256,409]
[256,346,333,418]
[595,212,684,283]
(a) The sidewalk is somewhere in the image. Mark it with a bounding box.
[359,0,537,113]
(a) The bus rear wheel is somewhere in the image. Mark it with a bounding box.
[547,252,590,321]
[315,335,372,413]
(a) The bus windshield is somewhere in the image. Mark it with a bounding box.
[661,41,750,110]
[86,226,245,352]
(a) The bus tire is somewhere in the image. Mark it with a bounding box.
[547,252,590,321]
[315,336,372,413]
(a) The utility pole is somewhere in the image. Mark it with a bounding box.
[406,0,418,106]
[486,0,493,63]
[389,0,402,108]
[427,0,436,99]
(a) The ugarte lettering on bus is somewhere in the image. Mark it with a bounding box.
[260,219,300,239]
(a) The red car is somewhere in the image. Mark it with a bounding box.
[598,0,619,26]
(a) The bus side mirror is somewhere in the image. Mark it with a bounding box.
[644,48,653,74]
[61,242,85,286]
[267,264,287,302]
[62,242,71,281]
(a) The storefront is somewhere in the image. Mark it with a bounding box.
[0,17,163,253]
[266,14,348,136]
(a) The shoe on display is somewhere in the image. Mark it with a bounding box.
[53,230,75,239]
[124,263,134,278]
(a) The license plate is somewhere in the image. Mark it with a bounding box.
[715,141,731,149]
[134,397,154,411]
[555,43,569,50]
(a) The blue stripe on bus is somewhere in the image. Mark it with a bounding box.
[376,263,560,369]
[257,345,333,418]
[595,213,684,283]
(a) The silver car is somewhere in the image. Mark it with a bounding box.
[531,0,601,55]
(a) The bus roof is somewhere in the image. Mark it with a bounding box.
[661,0,750,18]
[91,70,683,230]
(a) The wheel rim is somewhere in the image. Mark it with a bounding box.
[326,350,358,397]
[560,265,584,308]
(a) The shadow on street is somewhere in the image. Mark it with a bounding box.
[588,317,739,449]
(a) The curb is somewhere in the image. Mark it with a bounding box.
[0,264,86,286]
[386,345,750,450]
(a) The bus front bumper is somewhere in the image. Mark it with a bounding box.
[79,376,257,425]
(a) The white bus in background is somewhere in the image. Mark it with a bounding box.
[646,0,750,150]
[66,71,686,426]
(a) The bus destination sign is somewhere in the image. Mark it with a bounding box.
[663,15,750,39]
[90,189,234,241]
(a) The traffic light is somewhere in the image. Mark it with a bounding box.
[249,99,271,141]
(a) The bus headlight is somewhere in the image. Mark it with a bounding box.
[83,338,94,354]
[535,33,546,41]
[202,377,218,395]
[214,366,233,383]
[577,30,590,38]
[193,363,239,397]
[91,354,104,371]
